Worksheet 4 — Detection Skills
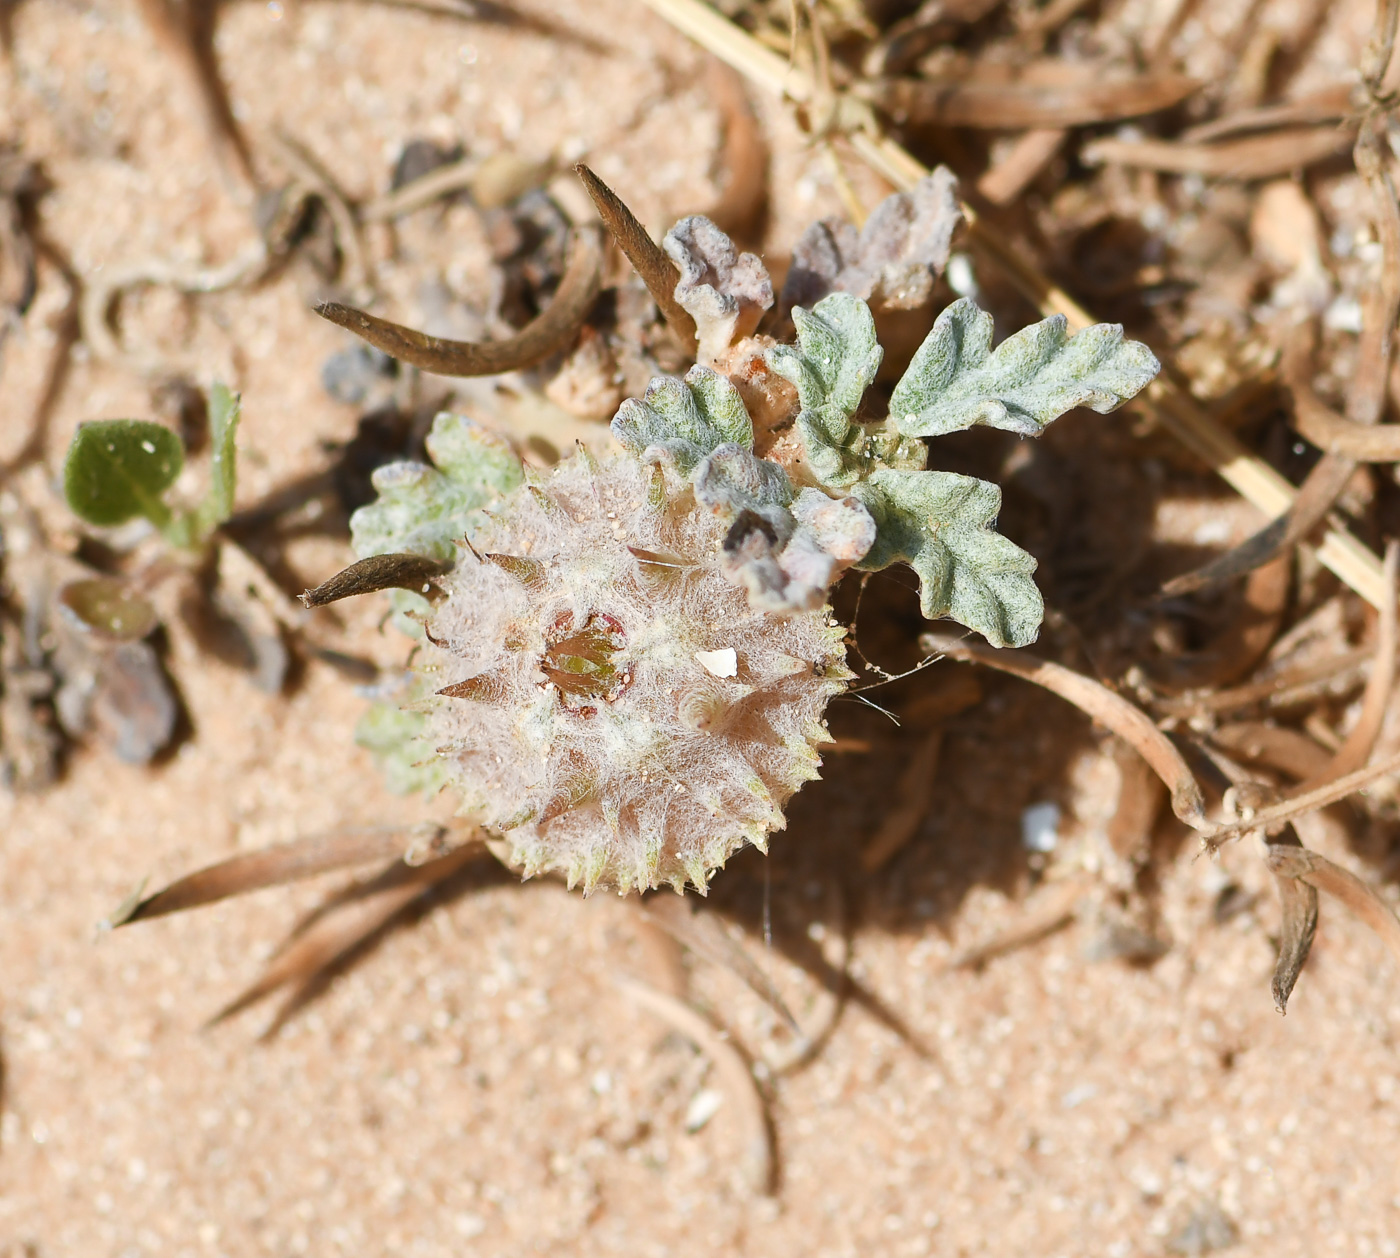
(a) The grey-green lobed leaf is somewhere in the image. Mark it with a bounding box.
[610,365,753,474]
[766,293,889,490]
[351,413,524,564]
[63,420,184,530]
[854,467,1043,648]
[889,297,1160,440]
[768,293,883,422]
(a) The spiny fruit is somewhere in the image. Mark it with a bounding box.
[378,436,849,895]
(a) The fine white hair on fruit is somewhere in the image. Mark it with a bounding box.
[414,452,850,895]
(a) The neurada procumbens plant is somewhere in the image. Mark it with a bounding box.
[312,176,1160,897]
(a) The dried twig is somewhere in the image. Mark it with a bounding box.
[315,224,604,375]
[921,633,1207,829]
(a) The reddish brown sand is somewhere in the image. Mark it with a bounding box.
[3,2,1400,1255]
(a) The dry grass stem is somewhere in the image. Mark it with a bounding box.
[1211,722,1334,781]
[1296,541,1399,791]
[1179,85,1354,143]
[1157,647,1372,718]
[1159,453,1356,598]
[315,224,604,375]
[110,827,430,925]
[1204,749,1400,847]
[976,128,1068,206]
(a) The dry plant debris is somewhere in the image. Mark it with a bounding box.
[11,0,1400,1247]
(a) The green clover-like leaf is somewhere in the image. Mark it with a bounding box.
[63,420,184,531]
[611,365,752,474]
[889,297,1160,440]
[854,467,1042,648]
[351,413,524,563]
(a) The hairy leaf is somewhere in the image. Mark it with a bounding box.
[768,292,883,427]
[63,420,183,530]
[350,413,524,563]
[890,298,1160,439]
[694,443,793,521]
[611,365,753,473]
[856,467,1043,648]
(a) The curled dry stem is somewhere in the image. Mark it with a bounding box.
[315,224,604,376]
[1204,748,1400,847]
[573,164,699,355]
[1267,844,1400,971]
[615,975,775,1196]
[921,632,1207,830]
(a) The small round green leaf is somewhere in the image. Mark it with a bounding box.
[63,420,184,528]
[57,577,159,641]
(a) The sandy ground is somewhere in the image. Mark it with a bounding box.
[3,1,1400,1255]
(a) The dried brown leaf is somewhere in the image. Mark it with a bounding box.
[1270,863,1318,1014]
[110,827,425,925]
[876,68,1201,129]
[300,553,452,608]
[574,164,699,355]
[315,225,604,376]
[1267,843,1400,970]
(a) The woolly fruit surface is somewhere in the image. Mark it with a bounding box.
[402,449,850,895]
